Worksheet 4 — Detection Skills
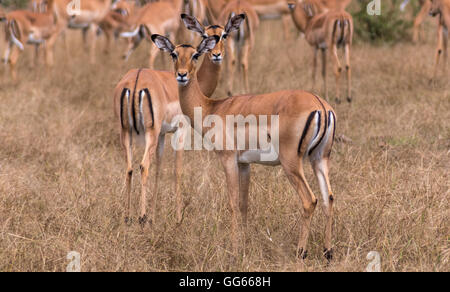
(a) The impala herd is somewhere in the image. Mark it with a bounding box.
[0,0,448,263]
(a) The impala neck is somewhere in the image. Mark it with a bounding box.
[197,55,222,97]
[178,74,214,132]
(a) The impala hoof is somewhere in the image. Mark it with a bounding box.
[346,96,352,103]
[124,217,132,226]
[324,249,333,262]
[139,214,148,227]
[335,98,342,104]
[298,248,308,260]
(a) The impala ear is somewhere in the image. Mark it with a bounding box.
[151,34,175,52]
[196,35,220,56]
[224,13,246,36]
[181,14,208,38]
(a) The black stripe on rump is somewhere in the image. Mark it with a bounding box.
[143,88,155,128]
[119,88,129,129]
[309,95,328,155]
[298,111,318,155]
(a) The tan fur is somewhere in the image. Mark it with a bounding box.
[216,0,259,96]
[429,0,449,82]
[289,0,353,102]
[4,0,61,81]
[120,0,182,68]
[152,34,337,260]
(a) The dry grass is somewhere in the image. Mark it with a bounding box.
[0,18,448,272]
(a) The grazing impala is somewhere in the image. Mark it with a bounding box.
[4,0,62,81]
[152,33,337,261]
[429,0,449,82]
[114,14,245,226]
[53,0,112,63]
[401,0,432,43]
[219,0,259,96]
[120,0,182,68]
[288,0,353,103]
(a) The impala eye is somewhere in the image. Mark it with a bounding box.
[192,53,200,61]
[170,53,178,60]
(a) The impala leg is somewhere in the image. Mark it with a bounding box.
[321,48,328,100]
[123,36,141,61]
[151,134,165,225]
[344,43,352,103]
[238,163,250,228]
[122,130,133,225]
[312,47,318,92]
[413,0,431,43]
[149,44,159,69]
[221,153,241,255]
[431,24,444,83]
[312,158,334,262]
[226,39,236,97]
[174,135,185,224]
[241,42,251,94]
[331,44,342,103]
[442,28,448,76]
[89,24,98,64]
[8,45,20,82]
[33,44,39,68]
[104,30,111,55]
[140,131,157,227]
[282,14,291,40]
[283,162,318,259]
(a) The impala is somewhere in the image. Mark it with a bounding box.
[429,0,449,82]
[288,0,353,103]
[53,0,112,63]
[401,0,432,43]
[152,33,337,261]
[218,0,259,96]
[114,14,245,226]
[119,0,181,68]
[3,0,62,81]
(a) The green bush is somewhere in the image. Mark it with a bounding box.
[352,0,412,44]
[1,0,29,9]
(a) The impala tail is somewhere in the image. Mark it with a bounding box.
[119,71,155,139]
[331,16,352,48]
[298,102,336,159]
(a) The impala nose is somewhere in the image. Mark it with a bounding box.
[212,53,223,63]
[176,72,189,85]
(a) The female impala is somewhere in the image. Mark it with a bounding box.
[152,33,337,261]
[114,14,245,226]
[288,0,353,103]
[401,0,432,43]
[4,0,62,81]
[429,0,449,82]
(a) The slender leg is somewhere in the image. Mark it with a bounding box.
[344,43,352,103]
[241,42,251,94]
[282,14,291,40]
[140,131,157,227]
[312,47,318,92]
[148,44,159,69]
[321,48,328,100]
[174,134,185,224]
[330,44,342,103]
[282,161,318,259]
[431,24,444,83]
[220,153,241,255]
[238,163,250,228]
[9,45,20,82]
[311,158,334,261]
[89,24,98,64]
[33,44,39,68]
[123,36,142,61]
[413,0,431,43]
[150,133,165,225]
[226,39,236,97]
[122,130,133,225]
[442,28,448,76]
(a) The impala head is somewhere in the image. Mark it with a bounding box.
[181,13,246,64]
[429,0,442,17]
[151,34,219,86]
